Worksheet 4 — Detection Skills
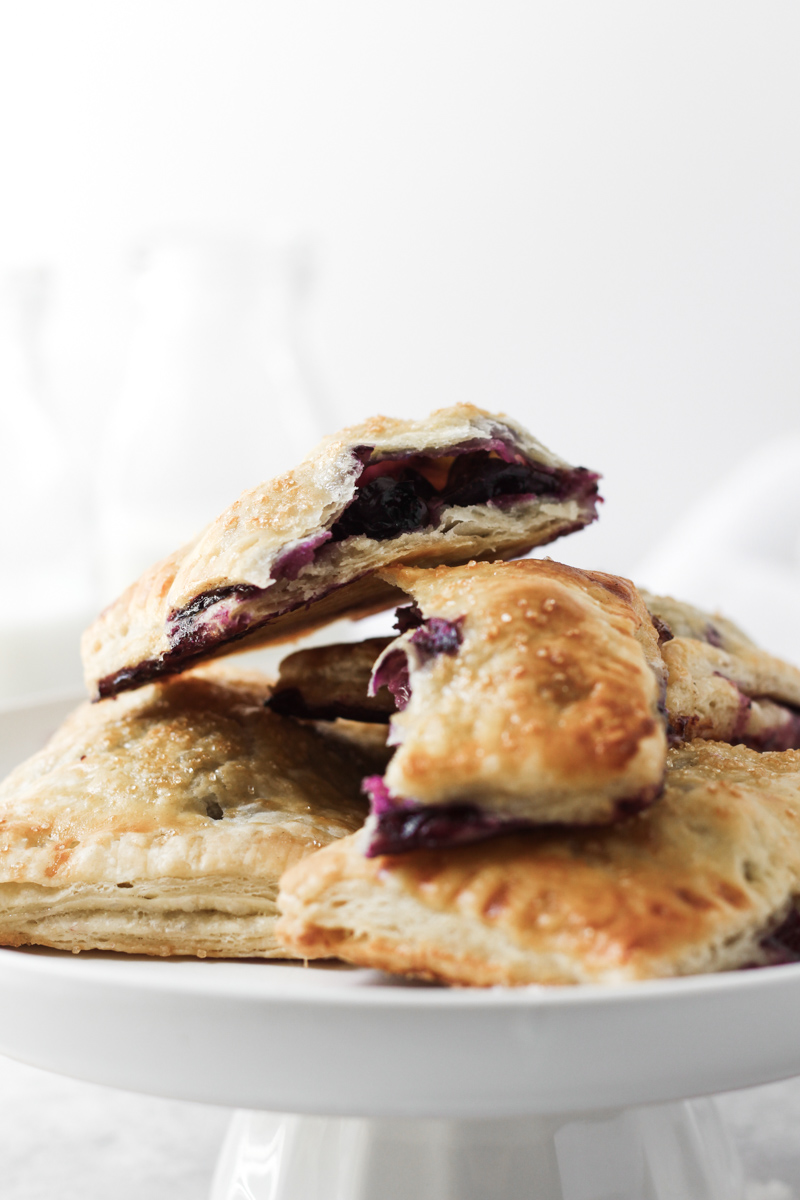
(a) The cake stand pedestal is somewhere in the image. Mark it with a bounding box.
[209,1100,743,1199]
[2,949,798,1200]
[1,687,797,1199]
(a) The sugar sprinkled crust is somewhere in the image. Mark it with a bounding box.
[0,667,368,957]
[82,405,599,700]
[642,591,800,750]
[363,559,667,835]
[276,740,800,985]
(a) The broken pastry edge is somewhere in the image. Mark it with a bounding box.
[0,877,288,958]
[356,559,668,848]
[82,404,600,699]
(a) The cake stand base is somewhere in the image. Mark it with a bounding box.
[209,1098,744,1200]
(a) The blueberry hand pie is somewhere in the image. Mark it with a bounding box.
[643,592,800,751]
[359,559,667,853]
[0,668,368,957]
[82,405,600,700]
[276,740,800,986]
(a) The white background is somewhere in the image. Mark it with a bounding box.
[1,8,800,1192]
[1,1,798,586]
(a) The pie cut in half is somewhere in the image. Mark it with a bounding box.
[357,559,668,853]
[642,592,800,752]
[276,739,800,986]
[82,405,600,700]
[0,668,368,957]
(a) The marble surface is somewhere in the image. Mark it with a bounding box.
[0,1055,799,1199]
[0,1055,228,1199]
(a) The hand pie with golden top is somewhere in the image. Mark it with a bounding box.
[642,592,800,751]
[276,740,800,986]
[82,405,599,701]
[0,668,368,957]
[358,559,667,853]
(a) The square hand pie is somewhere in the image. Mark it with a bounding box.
[276,740,800,986]
[0,668,368,957]
[82,405,600,700]
[642,592,800,751]
[359,559,667,853]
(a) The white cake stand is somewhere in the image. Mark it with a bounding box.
[2,697,800,1199]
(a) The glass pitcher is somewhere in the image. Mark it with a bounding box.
[0,266,96,699]
[95,232,334,602]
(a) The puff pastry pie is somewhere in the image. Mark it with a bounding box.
[0,668,368,957]
[276,740,800,986]
[642,592,800,751]
[82,405,599,700]
[358,559,667,853]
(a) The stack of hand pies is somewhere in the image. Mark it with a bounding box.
[4,404,800,986]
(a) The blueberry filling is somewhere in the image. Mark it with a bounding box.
[366,799,533,857]
[714,675,800,753]
[369,613,464,712]
[96,583,263,698]
[362,776,532,856]
[394,603,424,633]
[271,532,333,582]
[757,907,800,966]
[651,615,674,645]
[371,651,412,711]
[362,775,400,816]
[168,585,261,655]
[328,449,597,545]
[439,452,574,507]
[330,474,432,542]
[361,776,658,856]
[410,616,463,661]
[742,704,800,753]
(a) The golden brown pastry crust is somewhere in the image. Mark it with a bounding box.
[276,740,800,985]
[640,592,756,651]
[642,591,800,748]
[82,405,598,700]
[0,668,368,957]
[269,638,394,722]
[370,559,667,824]
[309,718,394,776]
